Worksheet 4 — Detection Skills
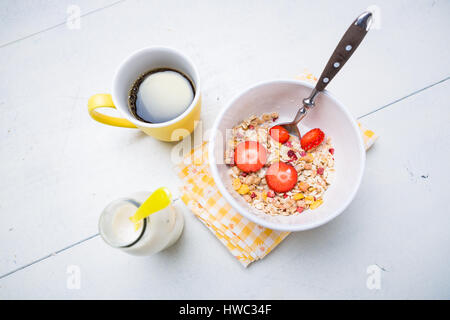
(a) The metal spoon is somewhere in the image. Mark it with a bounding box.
[274,11,373,138]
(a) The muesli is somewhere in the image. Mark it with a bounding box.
[225,112,335,216]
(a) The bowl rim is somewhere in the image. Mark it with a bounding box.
[208,79,366,232]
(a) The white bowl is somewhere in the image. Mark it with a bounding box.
[209,80,365,232]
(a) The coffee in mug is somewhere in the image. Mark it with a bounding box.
[88,47,202,141]
[127,68,195,123]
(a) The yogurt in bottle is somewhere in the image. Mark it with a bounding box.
[99,191,184,255]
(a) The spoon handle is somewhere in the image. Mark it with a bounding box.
[315,11,372,93]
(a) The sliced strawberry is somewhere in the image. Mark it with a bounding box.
[300,128,325,151]
[234,141,267,173]
[265,161,298,193]
[269,125,290,143]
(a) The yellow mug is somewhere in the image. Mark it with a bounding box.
[88,47,201,142]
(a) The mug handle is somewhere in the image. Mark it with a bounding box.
[88,94,137,128]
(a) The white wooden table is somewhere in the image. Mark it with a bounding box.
[0,0,449,299]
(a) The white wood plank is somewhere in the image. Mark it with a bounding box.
[0,0,122,46]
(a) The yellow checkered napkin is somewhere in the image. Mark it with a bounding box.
[358,122,377,150]
[175,142,289,267]
[175,71,377,267]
